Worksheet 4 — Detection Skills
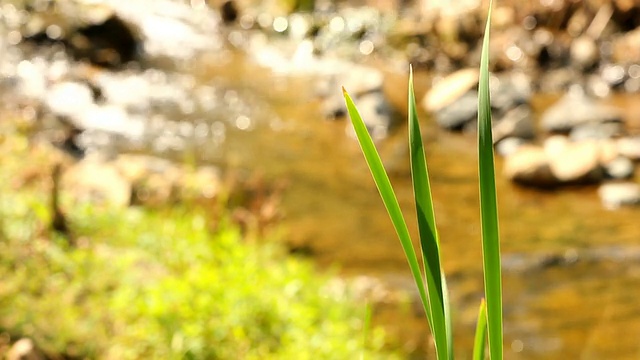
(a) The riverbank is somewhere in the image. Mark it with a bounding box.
[0,117,404,359]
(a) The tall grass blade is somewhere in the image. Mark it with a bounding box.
[407,67,451,359]
[342,88,430,322]
[477,1,503,359]
[473,299,488,360]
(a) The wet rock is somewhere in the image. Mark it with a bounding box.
[548,140,604,183]
[6,338,43,360]
[540,92,622,133]
[603,156,635,179]
[617,137,640,160]
[598,182,640,209]
[433,90,477,130]
[569,121,625,141]
[570,35,599,70]
[493,105,536,144]
[422,68,479,112]
[503,145,557,186]
[62,157,132,208]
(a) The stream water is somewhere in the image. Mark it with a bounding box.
[200,51,640,359]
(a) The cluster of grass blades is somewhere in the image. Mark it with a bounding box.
[342,2,502,360]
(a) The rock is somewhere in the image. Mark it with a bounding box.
[75,104,145,140]
[319,65,385,124]
[220,0,239,24]
[68,14,139,67]
[598,182,640,209]
[493,105,535,143]
[603,156,635,179]
[422,68,479,112]
[503,145,557,186]
[495,137,528,157]
[7,338,43,360]
[612,26,640,63]
[540,92,622,133]
[538,68,580,93]
[570,35,599,69]
[44,81,95,118]
[434,90,478,130]
[543,135,570,158]
[598,139,620,164]
[339,65,384,97]
[62,157,132,208]
[548,140,603,183]
[569,121,625,141]
[617,137,640,160]
[490,72,533,113]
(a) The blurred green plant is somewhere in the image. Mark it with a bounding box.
[342,2,501,359]
[0,130,400,360]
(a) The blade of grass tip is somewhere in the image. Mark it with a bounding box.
[477,1,503,359]
[407,67,451,360]
[473,299,488,360]
[342,87,430,319]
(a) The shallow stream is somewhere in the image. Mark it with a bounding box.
[200,50,640,359]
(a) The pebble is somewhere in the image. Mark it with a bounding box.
[598,182,640,210]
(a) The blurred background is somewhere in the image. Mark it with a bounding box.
[1,0,640,358]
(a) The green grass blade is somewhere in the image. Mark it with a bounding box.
[477,2,503,359]
[360,299,372,360]
[408,67,451,359]
[342,87,430,321]
[473,299,488,360]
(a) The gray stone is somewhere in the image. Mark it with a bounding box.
[422,68,479,112]
[569,121,625,141]
[570,35,599,69]
[490,72,532,113]
[44,81,95,118]
[598,182,640,210]
[540,92,622,133]
[503,145,558,186]
[603,156,635,179]
[495,137,529,157]
[434,90,478,130]
[617,137,640,160]
[493,105,536,143]
[548,140,604,183]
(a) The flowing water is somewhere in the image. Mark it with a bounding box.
[199,51,640,359]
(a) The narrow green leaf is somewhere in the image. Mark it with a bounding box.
[408,67,451,359]
[360,299,372,360]
[473,299,488,360]
[342,87,430,321]
[477,1,503,359]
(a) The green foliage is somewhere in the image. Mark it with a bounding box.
[342,2,501,359]
[0,133,400,360]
